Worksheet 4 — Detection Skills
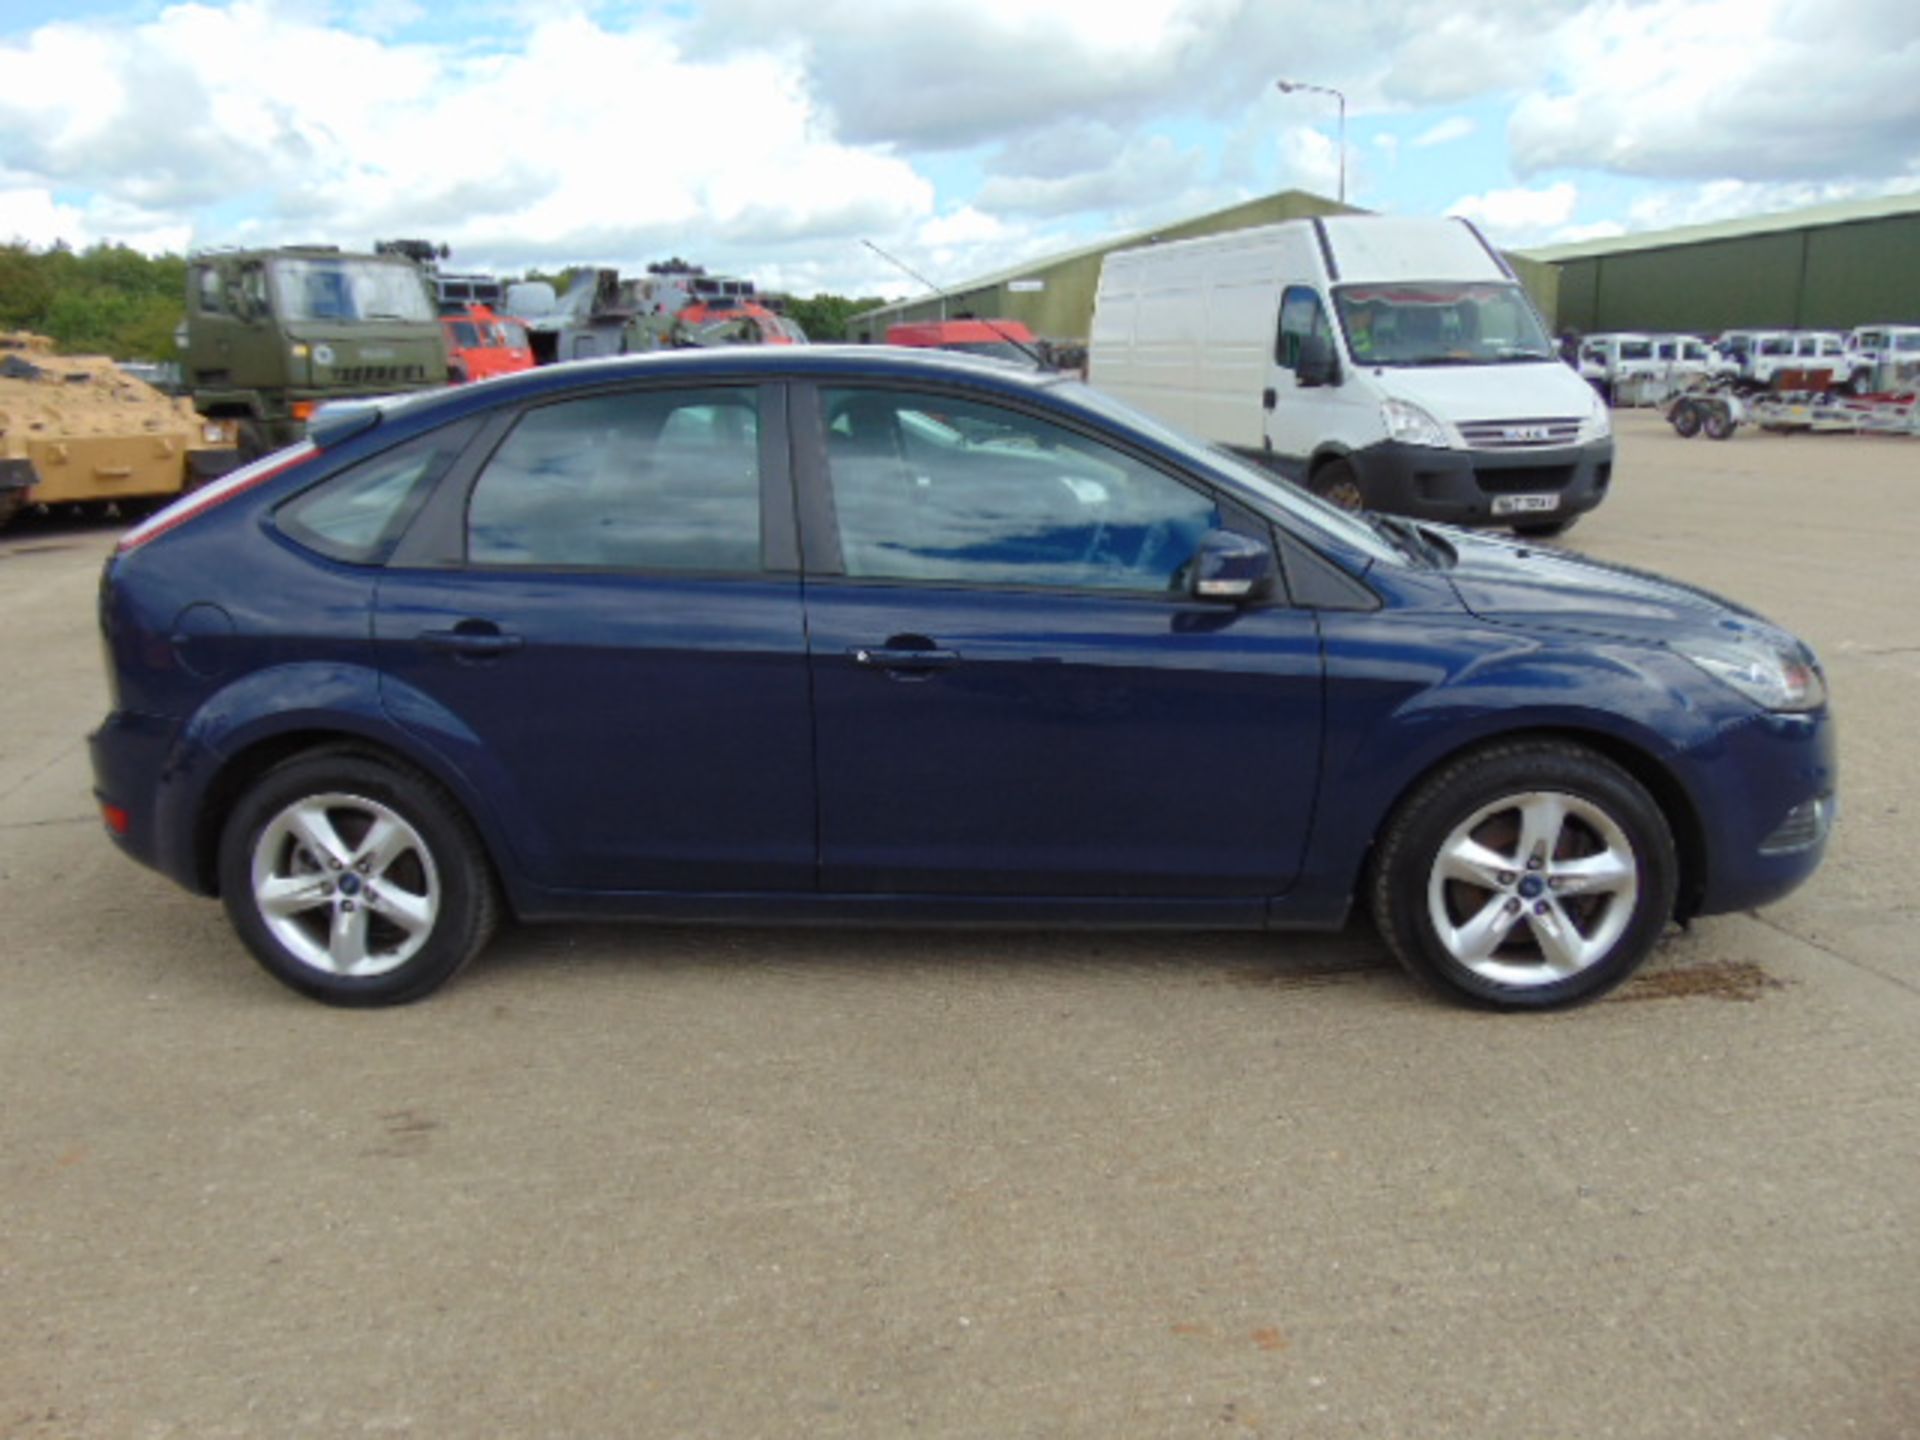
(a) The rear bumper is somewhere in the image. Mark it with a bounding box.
[1349,438,1614,526]
[89,710,208,894]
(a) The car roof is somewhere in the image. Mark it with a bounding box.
[315,345,1067,443]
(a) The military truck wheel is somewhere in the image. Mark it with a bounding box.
[235,420,272,465]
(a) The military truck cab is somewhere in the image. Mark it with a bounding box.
[184,246,448,458]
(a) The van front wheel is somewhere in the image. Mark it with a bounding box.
[1311,460,1364,512]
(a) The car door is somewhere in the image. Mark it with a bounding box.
[372,380,815,894]
[796,382,1324,900]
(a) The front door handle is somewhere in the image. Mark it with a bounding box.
[851,645,960,671]
[420,623,524,660]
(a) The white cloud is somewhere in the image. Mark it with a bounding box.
[978,133,1203,217]
[1277,126,1345,200]
[0,5,937,292]
[1448,182,1579,244]
[1511,0,1920,180]
[0,187,91,249]
[1544,220,1627,245]
[3,0,1916,296]
[1412,116,1476,149]
[1621,178,1919,232]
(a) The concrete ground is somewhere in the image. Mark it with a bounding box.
[2,410,1916,1438]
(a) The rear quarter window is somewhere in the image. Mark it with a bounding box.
[275,419,480,565]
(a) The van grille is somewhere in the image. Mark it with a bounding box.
[1474,464,1576,494]
[1457,418,1581,449]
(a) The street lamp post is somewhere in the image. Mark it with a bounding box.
[1275,78,1346,206]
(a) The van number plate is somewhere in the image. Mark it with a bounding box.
[1493,493,1559,515]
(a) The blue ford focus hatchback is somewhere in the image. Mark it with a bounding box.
[90,348,1834,1007]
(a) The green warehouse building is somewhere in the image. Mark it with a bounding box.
[1520,190,1920,336]
[853,187,1920,346]
[851,190,1362,344]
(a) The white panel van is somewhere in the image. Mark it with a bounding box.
[1089,216,1614,535]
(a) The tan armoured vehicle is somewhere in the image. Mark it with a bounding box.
[0,332,240,530]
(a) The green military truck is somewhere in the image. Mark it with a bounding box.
[183,246,449,459]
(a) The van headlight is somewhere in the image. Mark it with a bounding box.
[1675,635,1826,712]
[1381,399,1452,448]
[1578,392,1612,443]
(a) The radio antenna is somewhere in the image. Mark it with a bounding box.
[861,239,1046,368]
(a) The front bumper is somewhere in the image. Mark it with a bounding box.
[1684,705,1837,918]
[1350,438,1614,527]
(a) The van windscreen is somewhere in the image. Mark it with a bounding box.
[1333,282,1554,367]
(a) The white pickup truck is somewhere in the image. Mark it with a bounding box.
[1842,325,1920,394]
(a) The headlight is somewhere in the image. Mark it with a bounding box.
[1381,398,1452,448]
[1578,393,1612,443]
[1675,635,1826,712]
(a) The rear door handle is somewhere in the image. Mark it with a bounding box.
[420,624,524,659]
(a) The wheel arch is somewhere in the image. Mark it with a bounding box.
[1355,723,1709,924]
[1305,442,1356,482]
[191,728,512,909]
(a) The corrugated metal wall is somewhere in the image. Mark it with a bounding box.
[854,191,1356,342]
[1550,215,1920,334]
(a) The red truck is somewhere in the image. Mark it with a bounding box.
[442,304,535,383]
[886,319,1041,366]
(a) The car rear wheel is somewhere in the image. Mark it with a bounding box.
[1702,406,1737,441]
[1370,741,1677,1008]
[217,749,498,1006]
[1670,400,1702,437]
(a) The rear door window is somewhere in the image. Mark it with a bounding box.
[466,387,763,571]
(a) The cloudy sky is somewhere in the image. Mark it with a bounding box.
[1,0,1916,299]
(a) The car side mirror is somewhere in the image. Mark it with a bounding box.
[1298,332,1340,388]
[1188,529,1277,604]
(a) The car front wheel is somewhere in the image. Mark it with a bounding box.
[217,749,498,1006]
[1370,741,1677,1007]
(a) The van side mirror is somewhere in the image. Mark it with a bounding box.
[1187,529,1277,604]
[1298,332,1340,388]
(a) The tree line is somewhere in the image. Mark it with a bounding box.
[0,241,885,358]
[0,242,187,360]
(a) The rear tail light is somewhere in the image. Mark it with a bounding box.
[100,801,130,836]
[116,442,318,556]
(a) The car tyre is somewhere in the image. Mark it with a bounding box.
[217,748,499,1006]
[1702,406,1737,441]
[235,419,272,465]
[1670,400,1702,438]
[1310,459,1364,512]
[1370,740,1677,1008]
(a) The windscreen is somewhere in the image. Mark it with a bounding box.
[270,258,437,324]
[1333,282,1554,367]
